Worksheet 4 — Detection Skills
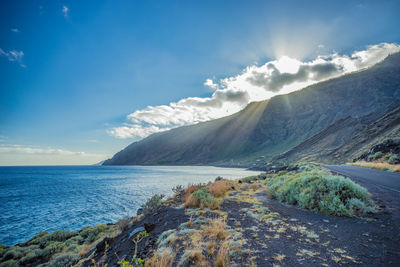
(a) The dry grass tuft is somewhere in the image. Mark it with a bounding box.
[250,184,259,192]
[273,254,286,262]
[349,161,400,172]
[205,218,228,241]
[206,241,217,256]
[145,247,176,267]
[182,249,207,267]
[208,180,234,198]
[214,243,230,267]
[183,183,204,202]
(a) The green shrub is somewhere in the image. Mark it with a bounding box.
[65,235,84,247]
[44,242,66,258]
[80,224,110,243]
[19,251,38,265]
[0,244,8,258]
[28,230,77,248]
[191,187,219,209]
[368,151,383,161]
[241,176,259,183]
[141,194,165,216]
[172,185,184,194]
[265,167,374,217]
[388,154,399,164]
[0,259,18,267]
[27,231,48,246]
[47,253,79,267]
[2,246,24,261]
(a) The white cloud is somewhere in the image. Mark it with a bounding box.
[0,144,88,156]
[0,144,107,166]
[62,5,69,18]
[0,48,25,67]
[204,78,218,90]
[10,28,19,33]
[109,43,400,139]
[108,125,173,139]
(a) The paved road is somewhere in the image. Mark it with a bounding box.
[323,165,400,192]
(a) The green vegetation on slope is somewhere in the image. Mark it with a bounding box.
[264,165,375,216]
[0,225,116,267]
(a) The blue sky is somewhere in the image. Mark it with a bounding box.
[1,0,400,165]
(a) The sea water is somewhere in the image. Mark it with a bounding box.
[0,165,259,246]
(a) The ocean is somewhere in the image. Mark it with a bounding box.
[0,165,259,246]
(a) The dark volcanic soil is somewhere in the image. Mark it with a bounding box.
[81,206,189,266]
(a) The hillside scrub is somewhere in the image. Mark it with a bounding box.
[141,194,165,216]
[0,224,116,267]
[183,180,235,209]
[264,166,375,217]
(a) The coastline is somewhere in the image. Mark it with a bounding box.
[2,163,399,266]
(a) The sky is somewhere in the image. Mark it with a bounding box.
[0,0,400,165]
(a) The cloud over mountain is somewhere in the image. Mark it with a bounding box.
[109,43,400,139]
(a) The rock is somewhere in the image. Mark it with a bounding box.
[129,226,146,239]
[215,176,223,182]
[323,219,330,223]
[144,222,155,233]
[136,208,143,216]
[95,237,112,254]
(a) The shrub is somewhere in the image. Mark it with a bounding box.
[183,184,204,202]
[80,224,110,243]
[207,180,233,198]
[215,244,229,267]
[367,151,383,161]
[240,176,259,183]
[172,185,184,195]
[179,249,206,267]
[0,244,8,258]
[141,194,165,216]
[48,253,79,267]
[145,247,175,267]
[44,242,66,258]
[388,154,399,164]
[65,235,84,247]
[185,188,219,209]
[204,219,228,240]
[0,259,19,267]
[265,167,374,217]
[117,217,132,232]
[19,252,39,265]
[1,247,24,261]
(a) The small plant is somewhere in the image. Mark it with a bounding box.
[132,231,149,258]
[172,185,184,195]
[185,187,219,209]
[205,219,228,241]
[367,151,383,161]
[388,154,399,164]
[119,257,145,267]
[141,194,165,216]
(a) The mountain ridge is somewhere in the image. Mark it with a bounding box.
[103,53,400,166]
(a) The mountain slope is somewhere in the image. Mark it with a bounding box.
[104,53,400,166]
[272,101,400,165]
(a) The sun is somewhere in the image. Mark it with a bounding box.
[274,56,302,74]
